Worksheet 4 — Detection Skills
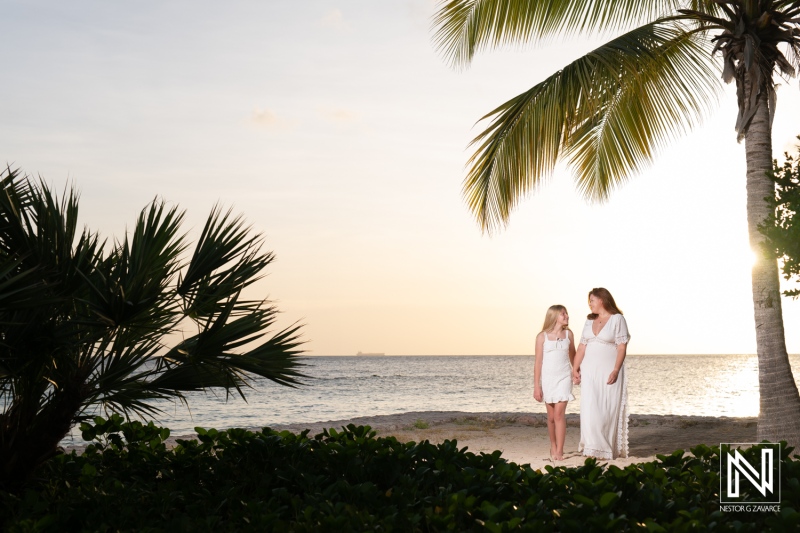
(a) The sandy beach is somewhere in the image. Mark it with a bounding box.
[66,412,759,468]
[266,411,758,469]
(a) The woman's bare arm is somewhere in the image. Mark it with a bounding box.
[607,343,627,384]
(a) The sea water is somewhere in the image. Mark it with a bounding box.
[60,354,800,445]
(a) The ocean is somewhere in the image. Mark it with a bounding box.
[62,354,800,445]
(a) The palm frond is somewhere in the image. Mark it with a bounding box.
[0,256,48,313]
[83,201,186,332]
[178,205,273,319]
[463,20,720,231]
[85,336,163,397]
[433,0,690,67]
[228,322,306,387]
[139,363,241,394]
[0,168,306,489]
[159,295,306,392]
[566,23,720,198]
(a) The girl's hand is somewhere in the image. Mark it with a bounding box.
[534,387,543,402]
[572,368,581,385]
[607,369,619,385]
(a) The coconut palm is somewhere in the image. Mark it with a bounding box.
[0,167,305,489]
[433,0,800,447]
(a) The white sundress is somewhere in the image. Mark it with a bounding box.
[541,330,575,403]
[578,314,630,459]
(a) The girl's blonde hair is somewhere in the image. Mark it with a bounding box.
[541,305,569,334]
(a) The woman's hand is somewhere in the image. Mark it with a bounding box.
[572,367,581,385]
[534,386,543,402]
[607,369,619,384]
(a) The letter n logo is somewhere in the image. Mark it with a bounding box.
[720,443,781,504]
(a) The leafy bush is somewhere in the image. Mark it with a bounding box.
[2,417,798,532]
[760,137,800,297]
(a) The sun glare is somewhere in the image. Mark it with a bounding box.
[747,248,758,268]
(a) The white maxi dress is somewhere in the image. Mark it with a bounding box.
[578,314,630,459]
[541,331,575,403]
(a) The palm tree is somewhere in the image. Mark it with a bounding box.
[433,0,800,448]
[0,167,305,490]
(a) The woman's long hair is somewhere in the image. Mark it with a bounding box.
[541,305,570,334]
[587,288,623,319]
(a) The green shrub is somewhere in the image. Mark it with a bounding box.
[1,417,798,531]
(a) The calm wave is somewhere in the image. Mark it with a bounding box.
[63,354,800,444]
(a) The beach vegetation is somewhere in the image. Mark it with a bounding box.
[2,419,798,531]
[453,415,521,428]
[432,0,800,447]
[0,168,305,491]
[413,418,430,429]
[761,138,800,298]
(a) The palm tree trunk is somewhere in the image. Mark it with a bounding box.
[0,390,80,491]
[744,87,800,449]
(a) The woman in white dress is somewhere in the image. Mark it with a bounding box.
[533,305,576,461]
[571,288,630,459]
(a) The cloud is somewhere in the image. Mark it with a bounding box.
[318,107,359,123]
[318,9,348,30]
[250,107,293,130]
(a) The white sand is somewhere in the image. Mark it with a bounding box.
[266,411,758,469]
[65,411,758,469]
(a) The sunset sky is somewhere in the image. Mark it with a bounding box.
[4,1,800,356]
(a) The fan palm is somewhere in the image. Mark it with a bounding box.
[433,0,800,447]
[0,168,305,490]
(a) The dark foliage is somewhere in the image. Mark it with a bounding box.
[2,417,798,532]
[0,168,305,490]
[761,138,800,297]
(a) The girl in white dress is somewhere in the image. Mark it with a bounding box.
[533,305,576,461]
[572,288,630,459]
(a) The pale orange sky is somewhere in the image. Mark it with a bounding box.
[3,1,800,355]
